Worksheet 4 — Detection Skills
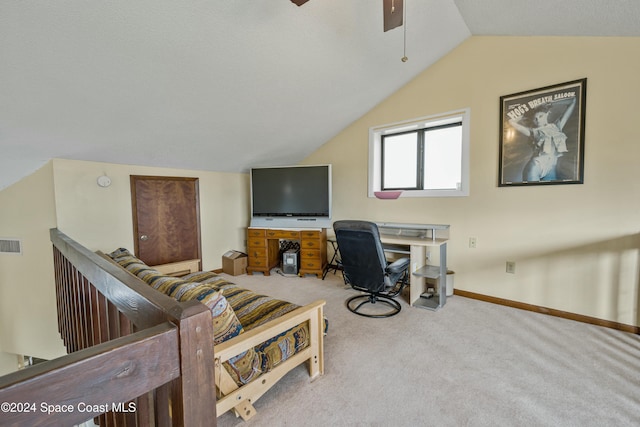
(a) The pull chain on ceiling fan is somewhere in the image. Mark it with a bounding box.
[384,0,409,62]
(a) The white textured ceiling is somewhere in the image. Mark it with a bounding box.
[1,0,639,190]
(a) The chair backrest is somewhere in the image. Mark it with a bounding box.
[333,220,387,293]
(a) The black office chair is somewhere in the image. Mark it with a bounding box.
[333,220,410,318]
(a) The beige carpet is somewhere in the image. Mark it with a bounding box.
[216,270,640,427]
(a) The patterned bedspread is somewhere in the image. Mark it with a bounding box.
[108,248,311,386]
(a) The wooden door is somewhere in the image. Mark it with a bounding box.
[130,176,202,267]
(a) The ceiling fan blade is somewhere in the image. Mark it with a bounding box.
[383,0,403,32]
[291,0,310,6]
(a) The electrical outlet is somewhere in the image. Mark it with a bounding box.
[506,261,516,274]
[469,237,477,249]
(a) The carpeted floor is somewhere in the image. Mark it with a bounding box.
[216,270,640,427]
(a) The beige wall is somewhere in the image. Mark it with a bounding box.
[305,36,640,327]
[0,352,19,377]
[0,159,249,362]
[0,162,65,359]
[52,159,250,270]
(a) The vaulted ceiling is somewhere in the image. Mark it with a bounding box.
[1,1,639,190]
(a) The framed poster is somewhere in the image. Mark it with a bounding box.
[499,78,587,186]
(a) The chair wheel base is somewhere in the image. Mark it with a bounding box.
[346,294,401,318]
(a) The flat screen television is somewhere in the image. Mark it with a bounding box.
[250,164,332,229]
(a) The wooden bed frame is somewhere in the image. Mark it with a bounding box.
[0,229,325,426]
[99,250,326,421]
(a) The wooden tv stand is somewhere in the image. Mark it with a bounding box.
[246,227,327,278]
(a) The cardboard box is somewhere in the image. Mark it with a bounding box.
[222,250,248,276]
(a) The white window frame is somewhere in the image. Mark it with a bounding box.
[368,108,470,198]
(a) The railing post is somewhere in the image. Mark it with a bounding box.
[168,301,217,424]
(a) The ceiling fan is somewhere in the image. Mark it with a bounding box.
[290,0,404,32]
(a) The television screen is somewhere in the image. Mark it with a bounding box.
[250,165,332,228]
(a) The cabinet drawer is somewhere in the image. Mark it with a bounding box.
[300,259,322,270]
[247,238,266,248]
[265,229,300,239]
[300,249,321,260]
[301,239,321,249]
[248,228,265,237]
[248,256,269,267]
[248,248,268,258]
[300,230,321,239]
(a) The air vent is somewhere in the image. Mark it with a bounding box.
[0,238,22,255]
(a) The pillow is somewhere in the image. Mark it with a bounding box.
[176,287,244,345]
[207,291,245,344]
[176,285,261,384]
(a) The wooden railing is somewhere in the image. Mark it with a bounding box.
[0,229,217,426]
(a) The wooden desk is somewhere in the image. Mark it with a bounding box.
[246,227,327,278]
[379,234,448,310]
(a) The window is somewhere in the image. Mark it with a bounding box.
[369,108,470,197]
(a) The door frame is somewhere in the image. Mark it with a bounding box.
[130,175,202,268]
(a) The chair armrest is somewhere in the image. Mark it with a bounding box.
[386,257,409,274]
